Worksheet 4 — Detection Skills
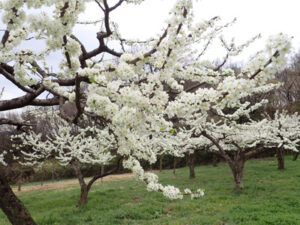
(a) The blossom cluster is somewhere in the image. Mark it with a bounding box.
[13,110,115,167]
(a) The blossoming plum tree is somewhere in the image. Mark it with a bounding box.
[177,110,299,188]
[168,34,299,188]
[263,111,300,169]
[0,0,295,224]
[13,109,118,206]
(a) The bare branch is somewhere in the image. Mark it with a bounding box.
[0,86,44,111]
[109,0,125,11]
[94,0,105,11]
[214,53,229,71]
[30,97,60,106]
[127,25,170,65]
[0,118,31,130]
[245,146,265,160]
[201,130,233,165]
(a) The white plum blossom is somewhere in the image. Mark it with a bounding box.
[14,111,115,167]
[0,0,295,200]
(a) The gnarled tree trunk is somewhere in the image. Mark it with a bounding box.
[0,173,36,225]
[277,147,285,170]
[230,158,245,189]
[71,161,88,207]
[201,131,246,189]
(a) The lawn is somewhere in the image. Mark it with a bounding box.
[1,156,299,225]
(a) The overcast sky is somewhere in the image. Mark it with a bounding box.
[1,0,300,101]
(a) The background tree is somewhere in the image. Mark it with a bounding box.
[14,109,118,206]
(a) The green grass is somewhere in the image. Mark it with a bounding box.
[1,156,300,225]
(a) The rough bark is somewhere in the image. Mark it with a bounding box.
[0,173,36,225]
[71,161,88,207]
[201,131,245,189]
[187,152,196,179]
[230,158,245,189]
[277,148,285,170]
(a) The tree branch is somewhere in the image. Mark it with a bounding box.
[109,0,125,11]
[30,97,60,106]
[201,130,234,165]
[0,118,30,130]
[0,65,35,94]
[249,50,280,80]
[86,157,122,191]
[0,86,44,111]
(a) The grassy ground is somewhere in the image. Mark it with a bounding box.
[1,156,299,225]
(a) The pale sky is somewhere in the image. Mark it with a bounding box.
[1,0,300,101]
[111,0,300,47]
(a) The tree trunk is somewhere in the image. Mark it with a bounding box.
[233,169,244,189]
[277,148,285,170]
[187,152,196,179]
[173,157,177,175]
[0,173,37,225]
[51,170,55,183]
[71,160,119,207]
[212,153,218,167]
[229,158,245,189]
[293,153,298,161]
[71,161,88,207]
[77,184,88,207]
[101,165,105,183]
[159,155,163,172]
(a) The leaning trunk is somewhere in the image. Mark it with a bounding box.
[187,152,196,179]
[77,185,88,207]
[71,161,88,207]
[0,173,36,225]
[277,148,285,170]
